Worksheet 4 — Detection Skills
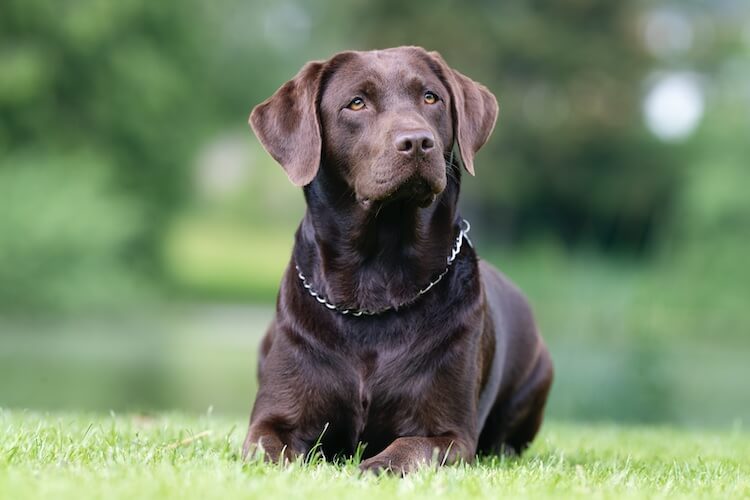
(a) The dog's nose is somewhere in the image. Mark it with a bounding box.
[394,130,435,156]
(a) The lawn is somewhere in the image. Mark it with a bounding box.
[1,411,748,499]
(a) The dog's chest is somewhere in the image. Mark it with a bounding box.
[353,348,426,455]
[346,328,462,454]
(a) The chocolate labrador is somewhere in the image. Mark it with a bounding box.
[242,46,553,474]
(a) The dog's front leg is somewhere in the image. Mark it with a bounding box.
[359,434,474,475]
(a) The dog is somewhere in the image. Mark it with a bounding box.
[242,46,553,474]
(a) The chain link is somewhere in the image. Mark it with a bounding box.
[295,219,472,317]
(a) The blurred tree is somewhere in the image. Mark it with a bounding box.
[0,0,209,270]
[349,0,680,252]
[1,0,746,311]
[0,152,148,311]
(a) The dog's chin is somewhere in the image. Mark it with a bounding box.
[356,185,441,211]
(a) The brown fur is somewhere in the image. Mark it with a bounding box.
[244,46,553,474]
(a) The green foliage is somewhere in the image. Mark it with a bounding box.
[163,218,293,302]
[1,411,749,499]
[350,0,680,251]
[1,0,748,315]
[0,0,209,265]
[0,152,150,312]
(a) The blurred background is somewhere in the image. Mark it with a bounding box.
[1,0,748,428]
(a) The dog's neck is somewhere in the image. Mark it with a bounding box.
[293,163,462,313]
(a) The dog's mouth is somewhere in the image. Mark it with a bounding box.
[393,177,437,207]
[357,176,442,210]
[357,187,435,210]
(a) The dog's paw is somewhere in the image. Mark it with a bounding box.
[359,454,425,476]
[359,456,399,475]
[242,434,297,464]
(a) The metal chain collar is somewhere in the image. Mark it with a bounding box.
[295,218,472,317]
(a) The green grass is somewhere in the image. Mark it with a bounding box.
[1,411,748,499]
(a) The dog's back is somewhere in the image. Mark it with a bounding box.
[477,260,553,454]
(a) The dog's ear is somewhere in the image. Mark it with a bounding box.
[428,51,498,176]
[250,61,325,186]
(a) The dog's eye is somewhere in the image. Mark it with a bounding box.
[347,97,366,111]
[424,91,439,105]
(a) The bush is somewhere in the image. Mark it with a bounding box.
[0,0,209,266]
[0,152,150,312]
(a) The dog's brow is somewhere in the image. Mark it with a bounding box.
[334,75,380,97]
[406,76,425,92]
[358,80,379,96]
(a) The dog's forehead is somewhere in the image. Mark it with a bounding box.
[326,48,440,94]
[361,48,430,74]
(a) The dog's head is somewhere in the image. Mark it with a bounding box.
[250,46,498,208]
